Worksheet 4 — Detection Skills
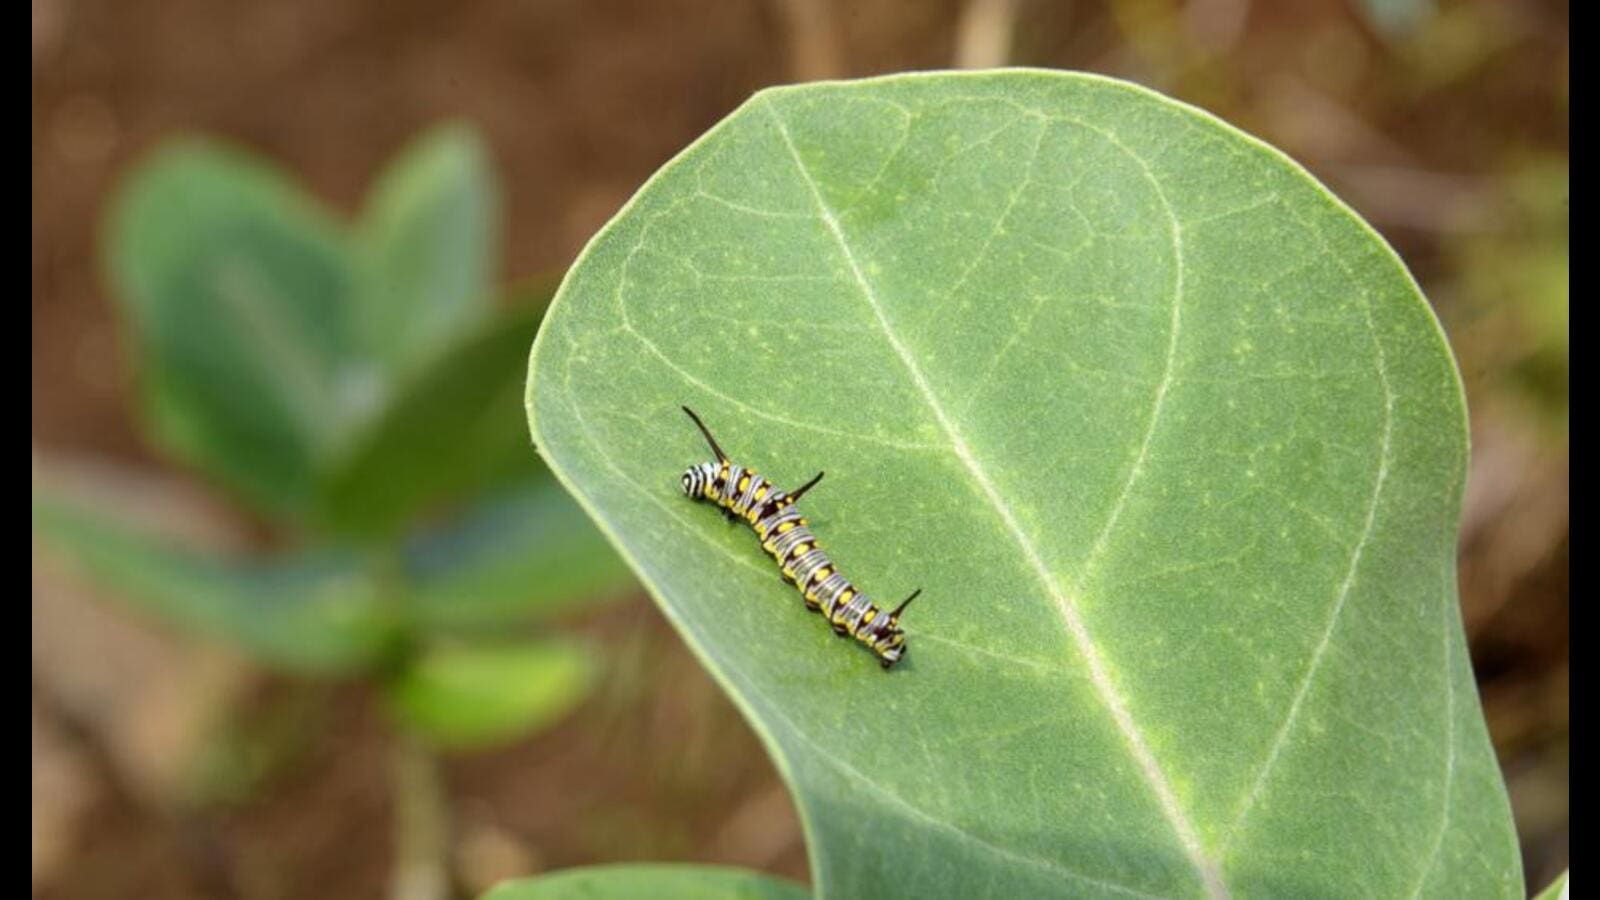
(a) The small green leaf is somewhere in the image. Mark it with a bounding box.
[103,139,362,516]
[383,639,595,749]
[33,493,397,674]
[527,71,1521,897]
[403,481,635,631]
[482,865,809,900]
[1532,871,1569,900]
[318,303,548,536]
[356,123,499,372]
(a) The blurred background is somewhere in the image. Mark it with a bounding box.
[32,1,1567,898]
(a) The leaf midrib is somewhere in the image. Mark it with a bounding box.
[551,391,1156,893]
[762,94,1226,898]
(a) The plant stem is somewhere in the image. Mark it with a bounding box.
[373,541,453,900]
[389,734,452,900]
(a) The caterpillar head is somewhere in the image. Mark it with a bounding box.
[866,588,919,669]
[680,461,718,500]
[874,627,907,669]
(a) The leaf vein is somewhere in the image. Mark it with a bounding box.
[1222,204,1398,854]
[608,200,941,453]
[1066,120,1186,595]
[765,96,1226,900]
[1405,559,1460,898]
[767,701,1175,900]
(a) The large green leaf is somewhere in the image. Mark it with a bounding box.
[526,71,1520,897]
[32,493,397,674]
[482,865,809,900]
[355,123,499,374]
[104,140,359,516]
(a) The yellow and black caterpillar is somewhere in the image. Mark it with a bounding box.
[679,406,919,669]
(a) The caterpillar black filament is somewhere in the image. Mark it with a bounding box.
[678,406,919,670]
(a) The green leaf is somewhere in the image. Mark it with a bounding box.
[403,481,635,631]
[1531,871,1569,900]
[526,71,1520,898]
[103,139,362,516]
[482,865,809,900]
[33,492,397,674]
[356,123,499,373]
[382,639,595,750]
[317,303,548,536]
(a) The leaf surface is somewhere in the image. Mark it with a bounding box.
[526,71,1520,898]
[482,865,809,900]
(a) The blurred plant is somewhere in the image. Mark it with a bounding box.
[32,124,635,898]
[1352,0,1438,41]
[1448,152,1568,436]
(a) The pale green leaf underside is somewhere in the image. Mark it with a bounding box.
[1531,871,1568,900]
[482,865,809,900]
[527,71,1519,898]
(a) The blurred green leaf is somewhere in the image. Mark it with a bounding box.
[382,639,595,749]
[318,303,549,536]
[33,492,398,674]
[481,865,810,900]
[104,125,509,526]
[1531,871,1569,900]
[403,481,636,630]
[356,123,499,374]
[103,140,364,517]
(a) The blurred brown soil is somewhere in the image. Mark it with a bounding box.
[33,0,1566,896]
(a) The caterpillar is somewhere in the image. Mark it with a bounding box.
[678,406,919,670]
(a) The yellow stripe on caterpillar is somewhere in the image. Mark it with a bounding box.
[678,406,920,670]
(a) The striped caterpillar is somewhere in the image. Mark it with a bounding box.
[678,406,919,669]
